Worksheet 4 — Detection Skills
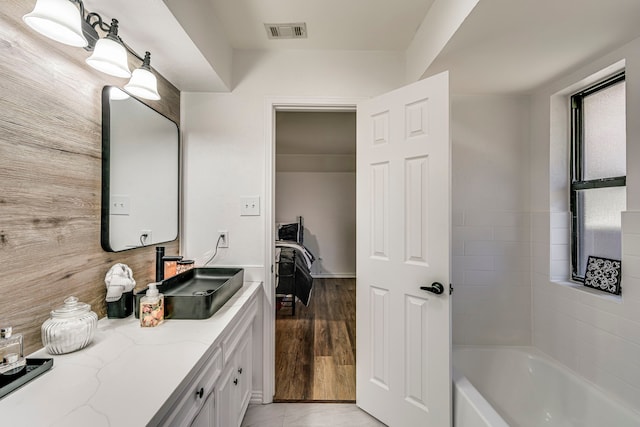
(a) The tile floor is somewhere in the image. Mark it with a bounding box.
[241,403,387,427]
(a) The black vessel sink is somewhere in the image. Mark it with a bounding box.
[135,268,244,319]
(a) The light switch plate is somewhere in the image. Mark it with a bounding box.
[111,195,130,215]
[240,196,260,216]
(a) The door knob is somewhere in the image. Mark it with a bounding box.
[420,282,444,295]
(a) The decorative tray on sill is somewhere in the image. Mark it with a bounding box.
[0,358,54,400]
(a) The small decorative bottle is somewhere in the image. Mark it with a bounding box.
[0,327,26,376]
[163,256,183,279]
[140,283,164,327]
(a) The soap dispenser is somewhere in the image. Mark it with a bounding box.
[140,283,164,327]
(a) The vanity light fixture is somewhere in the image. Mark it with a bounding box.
[85,19,131,78]
[124,52,160,100]
[22,0,161,100]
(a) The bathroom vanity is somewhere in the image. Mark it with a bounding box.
[0,281,262,427]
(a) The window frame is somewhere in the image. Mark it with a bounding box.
[569,71,626,282]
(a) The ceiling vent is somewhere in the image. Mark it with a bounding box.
[264,23,307,39]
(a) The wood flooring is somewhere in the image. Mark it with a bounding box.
[275,278,356,402]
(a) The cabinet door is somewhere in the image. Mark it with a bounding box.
[215,362,239,427]
[236,330,253,421]
[190,392,213,427]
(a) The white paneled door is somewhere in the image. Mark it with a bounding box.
[356,71,451,426]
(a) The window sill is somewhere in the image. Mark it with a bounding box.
[550,279,623,303]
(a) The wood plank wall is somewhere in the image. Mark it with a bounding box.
[0,1,181,355]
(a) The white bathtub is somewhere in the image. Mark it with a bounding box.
[452,346,640,427]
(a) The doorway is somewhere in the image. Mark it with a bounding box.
[264,98,361,403]
[263,73,452,425]
[273,110,356,401]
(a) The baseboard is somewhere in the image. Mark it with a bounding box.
[311,273,356,279]
[250,391,265,405]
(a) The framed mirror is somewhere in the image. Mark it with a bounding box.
[101,86,179,252]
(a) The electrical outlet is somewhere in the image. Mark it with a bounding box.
[218,231,229,248]
[141,229,152,245]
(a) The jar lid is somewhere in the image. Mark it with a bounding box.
[51,296,92,318]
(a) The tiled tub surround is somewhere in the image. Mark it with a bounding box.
[528,37,640,414]
[0,282,261,426]
[452,210,531,345]
[532,210,640,412]
[451,95,532,347]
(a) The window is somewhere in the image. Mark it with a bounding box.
[570,71,626,282]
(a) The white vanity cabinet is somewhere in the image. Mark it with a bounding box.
[157,297,258,427]
[0,282,263,427]
[216,328,253,427]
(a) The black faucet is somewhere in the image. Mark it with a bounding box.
[155,246,165,282]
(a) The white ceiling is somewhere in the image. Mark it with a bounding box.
[208,0,435,50]
[92,0,640,94]
[425,0,640,94]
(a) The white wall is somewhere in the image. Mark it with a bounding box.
[530,36,640,412]
[182,50,534,344]
[276,172,356,277]
[451,95,532,345]
[181,49,405,279]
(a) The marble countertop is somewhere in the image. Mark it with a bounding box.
[0,281,262,427]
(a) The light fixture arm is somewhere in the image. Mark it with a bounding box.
[85,12,110,32]
[119,39,145,63]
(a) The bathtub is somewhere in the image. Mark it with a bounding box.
[452,346,640,427]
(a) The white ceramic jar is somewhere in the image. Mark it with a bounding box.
[41,296,97,355]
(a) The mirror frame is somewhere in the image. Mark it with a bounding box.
[101,86,180,252]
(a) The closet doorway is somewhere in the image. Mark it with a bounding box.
[273,110,357,402]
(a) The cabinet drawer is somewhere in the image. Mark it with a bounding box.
[159,347,222,427]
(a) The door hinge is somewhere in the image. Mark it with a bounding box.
[450,284,453,295]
